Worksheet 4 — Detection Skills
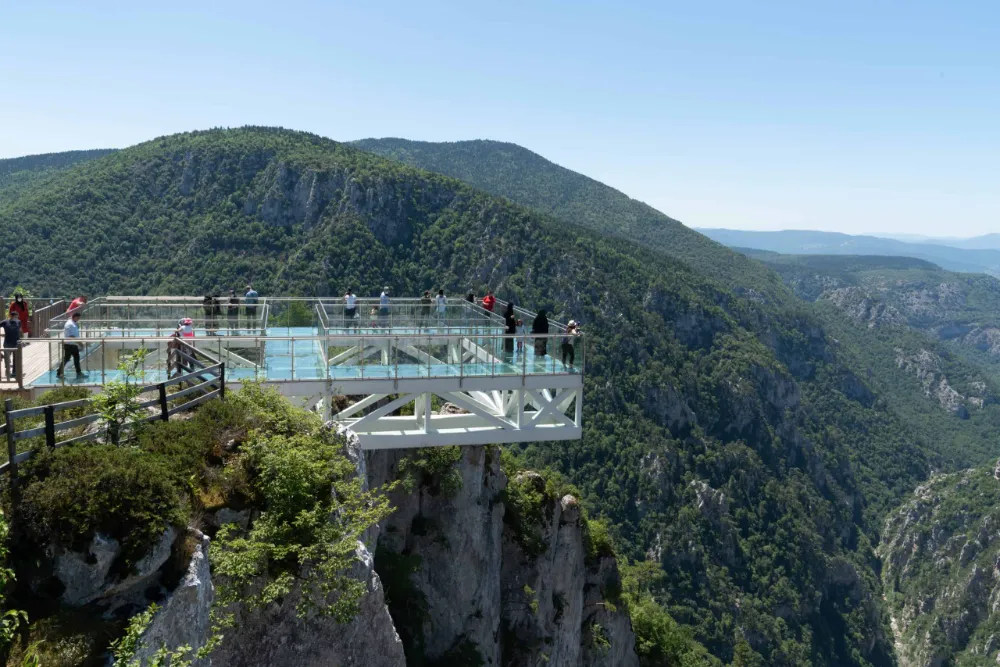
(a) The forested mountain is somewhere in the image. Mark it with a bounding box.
[697,228,1000,276]
[0,149,116,204]
[351,138,790,301]
[1,127,996,665]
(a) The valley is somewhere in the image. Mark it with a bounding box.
[0,129,998,665]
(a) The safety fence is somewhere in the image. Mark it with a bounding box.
[0,361,225,484]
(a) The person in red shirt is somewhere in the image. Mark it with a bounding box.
[8,293,30,336]
[67,295,88,314]
[482,290,496,313]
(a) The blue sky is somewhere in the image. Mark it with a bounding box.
[1,1,998,236]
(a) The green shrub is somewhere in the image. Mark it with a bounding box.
[16,445,186,566]
[397,446,463,496]
[212,426,393,621]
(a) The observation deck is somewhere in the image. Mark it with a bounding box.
[21,297,585,449]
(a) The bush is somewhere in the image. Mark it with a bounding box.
[16,445,187,566]
[397,446,463,496]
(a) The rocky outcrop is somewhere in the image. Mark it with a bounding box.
[367,446,639,667]
[822,287,905,329]
[132,531,214,666]
[50,526,177,607]
[879,465,1000,666]
[894,348,986,416]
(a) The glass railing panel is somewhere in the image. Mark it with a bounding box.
[327,334,366,381]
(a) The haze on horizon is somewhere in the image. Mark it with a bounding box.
[2,0,997,237]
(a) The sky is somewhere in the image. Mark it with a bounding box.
[1,1,998,236]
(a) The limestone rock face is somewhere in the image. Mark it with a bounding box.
[51,527,176,606]
[210,540,405,667]
[367,445,639,667]
[367,445,506,664]
[132,531,215,667]
[880,467,1000,666]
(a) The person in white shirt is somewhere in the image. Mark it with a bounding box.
[56,312,86,378]
[435,289,447,325]
[344,288,358,330]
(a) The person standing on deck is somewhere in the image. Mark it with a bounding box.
[66,295,87,314]
[436,289,447,325]
[482,290,496,313]
[465,292,475,330]
[503,307,517,359]
[203,295,216,335]
[344,288,358,330]
[244,285,259,331]
[8,293,30,337]
[228,290,240,334]
[531,310,550,358]
[379,287,391,328]
[56,312,86,378]
[516,318,526,354]
[0,310,22,379]
[561,320,579,368]
[175,317,196,339]
[213,295,224,334]
[420,291,432,330]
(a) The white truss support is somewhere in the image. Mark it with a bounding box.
[351,393,417,433]
[333,380,583,449]
[328,345,362,366]
[335,393,388,420]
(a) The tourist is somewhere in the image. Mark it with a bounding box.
[504,306,517,358]
[344,288,358,330]
[8,293,30,337]
[482,290,496,313]
[56,312,85,378]
[66,295,87,314]
[228,289,240,333]
[244,285,259,330]
[176,317,196,338]
[532,310,550,358]
[420,291,432,330]
[379,287,391,327]
[203,295,216,335]
[465,291,475,329]
[436,289,447,325]
[503,300,515,320]
[516,318,526,354]
[213,295,224,333]
[561,320,579,368]
[0,309,21,379]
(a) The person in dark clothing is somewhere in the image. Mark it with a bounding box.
[0,310,21,379]
[532,310,550,358]
[503,308,517,358]
[213,296,224,333]
[420,291,432,330]
[228,289,240,333]
[503,300,515,320]
[203,295,216,335]
[561,320,579,368]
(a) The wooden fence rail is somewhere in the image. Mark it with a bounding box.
[0,362,225,484]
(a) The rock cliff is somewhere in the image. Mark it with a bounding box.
[366,446,639,667]
[879,463,1000,666]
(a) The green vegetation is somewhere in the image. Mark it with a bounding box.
[397,446,464,496]
[2,127,988,664]
[5,383,391,663]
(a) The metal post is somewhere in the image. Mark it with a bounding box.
[5,399,18,485]
[44,405,55,448]
[291,337,295,380]
[159,383,169,421]
[15,345,23,389]
[220,363,226,400]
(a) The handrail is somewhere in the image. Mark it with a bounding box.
[1,363,225,482]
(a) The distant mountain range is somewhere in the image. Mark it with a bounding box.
[697,228,1000,275]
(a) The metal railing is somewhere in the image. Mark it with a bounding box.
[1,362,225,482]
[29,330,584,386]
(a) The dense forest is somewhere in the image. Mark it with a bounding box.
[2,127,998,665]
